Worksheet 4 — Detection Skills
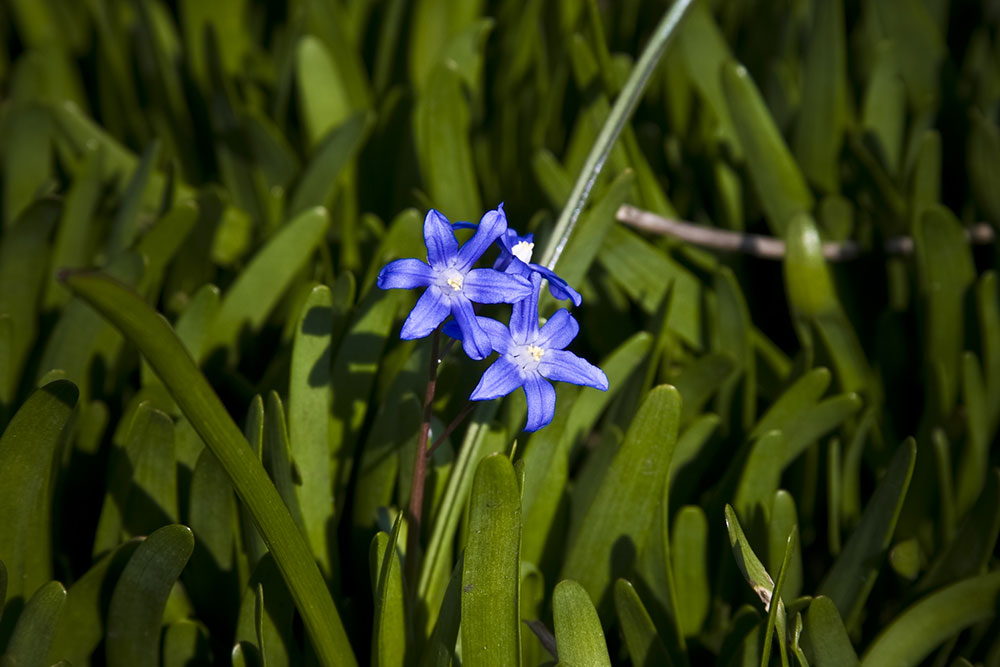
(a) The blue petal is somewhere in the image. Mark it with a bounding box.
[451,221,478,231]
[528,263,582,306]
[455,204,508,271]
[451,297,492,360]
[442,318,463,340]
[477,316,514,355]
[522,372,556,431]
[400,286,450,339]
[534,309,579,350]
[538,349,609,391]
[463,269,533,304]
[424,209,459,266]
[509,272,542,345]
[470,355,525,401]
[377,258,434,290]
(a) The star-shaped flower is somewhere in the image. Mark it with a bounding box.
[377,206,533,360]
[493,229,582,306]
[469,273,608,431]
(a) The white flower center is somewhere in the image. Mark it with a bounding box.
[438,268,464,292]
[512,241,534,263]
[513,343,545,371]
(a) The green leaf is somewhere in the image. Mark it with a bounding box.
[733,431,785,523]
[860,45,906,178]
[288,285,336,579]
[1,580,65,667]
[163,620,211,667]
[420,555,464,667]
[969,110,1000,226]
[371,515,405,667]
[107,140,161,256]
[60,271,355,667]
[769,491,803,600]
[203,207,331,362]
[799,596,859,667]
[105,525,194,667]
[916,468,1000,595]
[414,63,482,222]
[47,540,140,665]
[329,288,402,514]
[235,555,299,667]
[672,506,710,637]
[818,440,916,627]
[794,0,847,193]
[288,112,369,217]
[913,205,976,416]
[561,385,681,611]
[552,580,611,667]
[860,571,1000,666]
[0,380,77,611]
[294,35,353,148]
[1,103,52,228]
[0,198,59,400]
[873,0,946,109]
[407,0,484,90]
[613,579,672,666]
[761,528,795,667]
[539,0,696,268]
[673,353,736,423]
[957,352,989,517]
[461,453,522,667]
[725,504,778,613]
[722,62,814,236]
[597,226,702,347]
[676,0,741,157]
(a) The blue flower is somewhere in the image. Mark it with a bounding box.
[469,273,608,431]
[494,229,582,306]
[377,206,533,360]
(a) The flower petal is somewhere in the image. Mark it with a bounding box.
[528,263,582,306]
[538,349,609,391]
[477,316,514,354]
[534,309,579,350]
[470,355,525,401]
[424,209,459,266]
[463,269,533,304]
[522,372,556,431]
[509,272,542,345]
[455,204,508,271]
[442,318,463,340]
[400,286,450,339]
[451,297,492,360]
[377,258,434,290]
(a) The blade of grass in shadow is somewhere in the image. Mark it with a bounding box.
[538,0,696,269]
[58,270,356,667]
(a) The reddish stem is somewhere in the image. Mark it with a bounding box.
[427,401,477,456]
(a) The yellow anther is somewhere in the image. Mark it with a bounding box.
[447,276,463,291]
[528,345,545,362]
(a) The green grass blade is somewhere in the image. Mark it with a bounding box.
[614,579,672,666]
[461,453,522,667]
[0,379,77,619]
[105,525,194,667]
[203,207,331,362]
[371,515,406,667]
[818,440,916,627]
[860,571,1000,667]
[552,579,611,667]
[59,271,356,667]
[288,285,336,580]
[799,596,859,666]
[539,0,696,269]
[2,580,66,667]
[561,385,681,612]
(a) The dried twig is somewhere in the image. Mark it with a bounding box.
[616,204,996,261]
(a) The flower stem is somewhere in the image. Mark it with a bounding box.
[405,327,442,588]
[427,401,477,456]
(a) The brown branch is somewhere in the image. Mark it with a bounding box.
[616,204,996,261]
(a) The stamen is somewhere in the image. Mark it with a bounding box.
[527,345,544,362]
[447,276,463,291]
[512,241,534,263]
